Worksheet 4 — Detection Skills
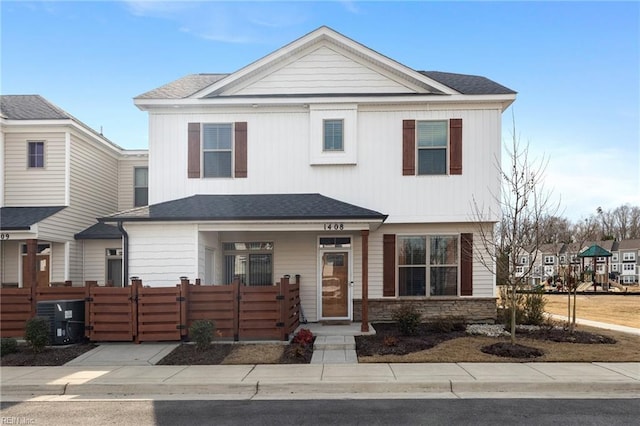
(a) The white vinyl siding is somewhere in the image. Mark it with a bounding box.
[81,239,122,285]
[4,132,66,206]
[148,107,501,223]
[232,46,414,96]
[118,155,149,211]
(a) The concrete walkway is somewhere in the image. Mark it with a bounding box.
[546,314,640,336]
[2,362,638,400]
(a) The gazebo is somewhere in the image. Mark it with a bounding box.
[578,244,612,291]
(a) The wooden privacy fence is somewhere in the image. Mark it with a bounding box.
[0,276,300,342]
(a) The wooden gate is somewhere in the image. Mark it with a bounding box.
[86,284,135,341]
[136,284,181,342]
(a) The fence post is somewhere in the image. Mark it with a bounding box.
[84,280,96,341]
[280,276,290,341]
[232,278,240,341]
[131,277,142,343]
[179,277,190,340]
[26,239,37,318]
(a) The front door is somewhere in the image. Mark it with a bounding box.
[321,251,350,319]
[22,254,50,287]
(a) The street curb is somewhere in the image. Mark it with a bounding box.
[3,380,638,398]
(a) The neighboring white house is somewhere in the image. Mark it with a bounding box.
[104,27,516,323]
[0,95,148,288]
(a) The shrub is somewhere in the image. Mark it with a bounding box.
[189,320,215,351]
[383,335,398,347]
[522,289,547,326]
[25,316,50,354]
[392,304,421,336]
[0,337,18,357]
[292,328,313,345]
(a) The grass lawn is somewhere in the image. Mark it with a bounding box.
[543,294,639,328]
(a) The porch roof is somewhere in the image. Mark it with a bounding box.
[101,194,387,223]
[0,206,66,230]
[75,222,123,240]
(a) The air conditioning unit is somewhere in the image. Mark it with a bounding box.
[36,299,85,345]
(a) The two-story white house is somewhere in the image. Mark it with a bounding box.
[0,95,148,288]
[103,27,516,324]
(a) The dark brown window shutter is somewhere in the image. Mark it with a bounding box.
[460,232,473,296]
[449,118,462,175]
[383,234,396,297]
[187,123,201,179]
[402,120,415,176]
[234,122,247,178]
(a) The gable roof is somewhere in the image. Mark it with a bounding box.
[0,206,66,230]
[0,95,70,120]
[135,26,515,102]
[101,194,387,222]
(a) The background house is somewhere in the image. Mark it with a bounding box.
[0,95,148,288]
[104,27,517,324]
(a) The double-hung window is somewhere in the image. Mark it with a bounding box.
[203,123,233,178]
[417,121,447,175]
[398,235,458,296]
[134,167,148,207]
[28,141,45,168]
[323,119,344,151]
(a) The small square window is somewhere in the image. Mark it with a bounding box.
[28,141,45,168]
[323,119,343,151]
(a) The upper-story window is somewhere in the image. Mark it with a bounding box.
[323,119,344,152]
[403,118,462,176]
[520,256,528,265]
[187,122,247,179]
[134,167,148,207]
[203,123,233,178]
[622,252,636,262]
[544,255,555,265]
[417,121,448,175]
[28,141,45,168]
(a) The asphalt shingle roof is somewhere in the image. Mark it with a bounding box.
[137,71,515,100]
[135,74,228,99]
[74,223,123,240]
[0,206,66,230]
[102,194,387,222]
[419,71,516,95]
[0,95,72,120]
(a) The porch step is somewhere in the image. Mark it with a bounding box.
[313,335,356,350]
[311,335,358,364]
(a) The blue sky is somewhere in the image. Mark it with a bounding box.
[2,1,639,221]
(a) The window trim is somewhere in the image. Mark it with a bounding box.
[27,141,45,169]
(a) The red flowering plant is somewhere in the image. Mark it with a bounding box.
[292,328,314,346]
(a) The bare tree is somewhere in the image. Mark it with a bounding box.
[539,215,572,244]
[473,116,558,344]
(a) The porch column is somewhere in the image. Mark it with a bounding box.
[25,239,38,315]
[361,230,369,332]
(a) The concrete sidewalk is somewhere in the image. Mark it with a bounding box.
[2,362,638,400]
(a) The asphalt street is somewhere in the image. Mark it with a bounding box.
[1,399,639,426]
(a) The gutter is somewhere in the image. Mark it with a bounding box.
[117,221,129,286]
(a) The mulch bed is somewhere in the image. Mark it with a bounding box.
[0,343,97,366]
[517,327,617,344]
[157,342,313,365]
[481,342,544,358]
[356,322,467,357]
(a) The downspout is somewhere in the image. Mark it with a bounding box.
[117,222,129,286]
